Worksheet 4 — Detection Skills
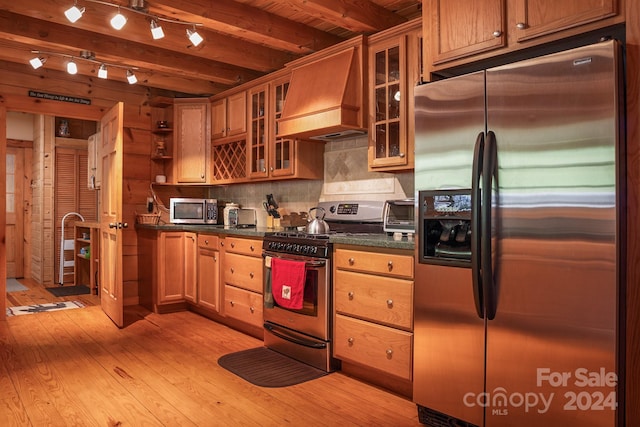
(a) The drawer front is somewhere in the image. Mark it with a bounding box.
[334,269,413,330]
[223,252,263,293]
[223,237,261,256]
[334,314,412,380]
[224,285,263,328]
[334,249,413,278]
[198,234,219,249]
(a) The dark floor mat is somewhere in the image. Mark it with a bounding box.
[218,347,328,387]
[45,285,91,297]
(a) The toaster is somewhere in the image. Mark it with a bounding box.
[383,199,415,234]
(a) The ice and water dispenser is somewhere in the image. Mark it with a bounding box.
[418,189,472,266]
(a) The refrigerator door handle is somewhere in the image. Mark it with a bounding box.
[483,130,498,320]
[471,131,485,319]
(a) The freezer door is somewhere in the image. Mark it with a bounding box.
[485,41,621,427]
[413,72,486,427]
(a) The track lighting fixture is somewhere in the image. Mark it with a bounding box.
[29,56,47,69]
[29,50,139,84]
[67,60,78,75]
[64,0,204,43]
[98,64,108,79]
[64,1,85,23]
[110,7,127,30]
[187,27,204,47]
[126,69,137,84]
[150,19,164,40]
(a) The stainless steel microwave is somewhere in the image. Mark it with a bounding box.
[169,198,218,224]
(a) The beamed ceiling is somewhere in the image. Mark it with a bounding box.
[0,0,422,97]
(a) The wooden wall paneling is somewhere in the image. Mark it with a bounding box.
[0,103,6,319]
[626,0,640,425]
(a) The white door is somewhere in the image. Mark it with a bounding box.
[99,102,124,327]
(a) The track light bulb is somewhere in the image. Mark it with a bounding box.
[29,56,46,69]
[150,20,165,40]
[126,69,137,84]
[67,60,78,75]
[64,4,85,23]
[187,28,203,47]
[111,9,127,30]
[98,64,108,79]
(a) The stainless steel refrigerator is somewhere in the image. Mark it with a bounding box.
[413,40,624,427]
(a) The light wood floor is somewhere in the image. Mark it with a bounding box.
[3,280,421,426]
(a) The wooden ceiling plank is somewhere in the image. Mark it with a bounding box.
[285,0,407,32]
[0,10,260,87]
[0,1,296,73]
[148,0,344,53]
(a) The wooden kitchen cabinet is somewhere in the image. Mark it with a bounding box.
[158,231,197,307]
[368,19,422,171]
[196,234,220,312]
[333,246,414,382]
[426,0,623,69]
[211,91,246,140]
[221,237,263,329]
[248,83,269,179]
[174,99,211,183]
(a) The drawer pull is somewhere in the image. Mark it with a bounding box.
[220,241,225,247]
[347,337,354,345]
[204,239,209,245]
[250,306,255,313]
[348,291,354,300]
[230,268,235,274]
[249,272,254,279]
[387,260,393,271]
[229,300,235,307]
[250,245,255,251]
[386,299,393,307]
[214,256,217,262]
[348,257,355,265]
[386,349,393,358]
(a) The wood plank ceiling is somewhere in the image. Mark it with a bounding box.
[0,0,422,97]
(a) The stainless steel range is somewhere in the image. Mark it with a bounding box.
[262,200,385,372]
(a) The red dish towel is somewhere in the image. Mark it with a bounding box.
[271,258,306,310]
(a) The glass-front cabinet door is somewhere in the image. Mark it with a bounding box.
[248,84,268,178]
[369,36,407,169]
[271,75,295,177]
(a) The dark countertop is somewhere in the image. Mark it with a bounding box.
[136,224,414,251]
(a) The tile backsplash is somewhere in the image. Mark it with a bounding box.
[210,135,414,227]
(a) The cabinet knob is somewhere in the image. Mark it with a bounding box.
[214,256,217,262]
[230,242,235,248]
[249,272,254,279]
[516,22,526,30]
[250,306,255,313]
[386,299,393,307]
[250,245,255,251]
[204,239,209,245]
[348,257,355,265]
[230,268,234,274]
[347,337,354,345]
[386,349,394,358]
[399,153,405,158]
[387,260,393,271]
[229,300,235,307]
[348,291,354,300]
[492,30,502,37]
[220,241,225,246]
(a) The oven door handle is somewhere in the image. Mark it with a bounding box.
[264,323,327,349]
[263,253,326,268]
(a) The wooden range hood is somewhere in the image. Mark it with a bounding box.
[278,38,367,141]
